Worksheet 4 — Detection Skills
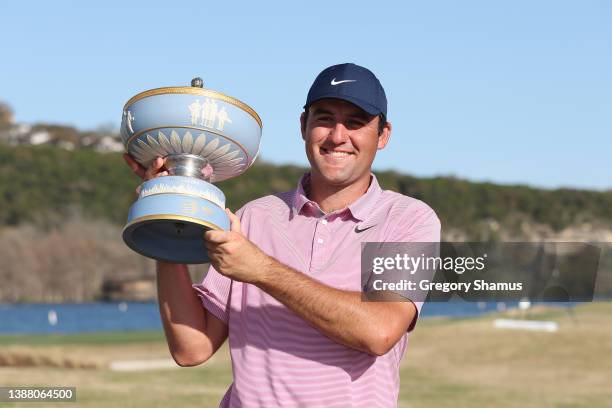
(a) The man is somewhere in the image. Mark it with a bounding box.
[124,63,440,407]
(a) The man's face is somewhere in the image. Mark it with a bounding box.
[301,98,391,188]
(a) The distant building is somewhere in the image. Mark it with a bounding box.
[0,108,124,153]
[57,140,76,151]
[29,130,52,145]
[95,135,124,153]
[0,123,31,145]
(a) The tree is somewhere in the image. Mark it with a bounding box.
[0,102,13,127]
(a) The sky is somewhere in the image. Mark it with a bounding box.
[1,0,610,190]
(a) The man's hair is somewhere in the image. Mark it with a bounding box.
[302,109,388,136]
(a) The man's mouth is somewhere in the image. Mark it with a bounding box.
[320,147,354,158]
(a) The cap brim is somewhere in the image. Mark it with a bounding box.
[304,94,382,116]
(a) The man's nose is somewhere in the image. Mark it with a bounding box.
[329,122,349,144]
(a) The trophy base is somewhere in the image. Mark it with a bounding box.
[122,190,230,264]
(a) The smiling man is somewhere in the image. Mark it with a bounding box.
[125,63,440,407]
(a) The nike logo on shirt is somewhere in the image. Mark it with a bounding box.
[355,225,375,233]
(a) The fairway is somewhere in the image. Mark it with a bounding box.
[0,302,610,407]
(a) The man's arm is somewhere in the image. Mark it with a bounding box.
[122,154,228,366]
[255,259,415,356]
[205,210,415,356]
[156,261,228,366]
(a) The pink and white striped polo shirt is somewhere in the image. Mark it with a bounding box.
[193,173,440,407]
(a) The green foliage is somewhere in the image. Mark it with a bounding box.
[0,144,137,226]
[1,144,610,233]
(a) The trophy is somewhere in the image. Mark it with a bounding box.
[120,78,262,264]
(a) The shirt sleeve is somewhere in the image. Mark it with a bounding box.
[191,207,249,325]
[405,296,428,332]
[192,264,232,325]
[390,201,441,332]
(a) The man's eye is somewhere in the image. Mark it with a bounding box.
[347,120,366,128]
[316,116,333,123]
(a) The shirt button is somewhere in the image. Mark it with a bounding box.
[321,219,328,225]
[317,238,324,244]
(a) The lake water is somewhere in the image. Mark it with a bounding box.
[0,301,578,334]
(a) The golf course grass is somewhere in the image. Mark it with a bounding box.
[0,302,610,407]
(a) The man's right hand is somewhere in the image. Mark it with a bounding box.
[123,153,169,181]
[123,154,169,193]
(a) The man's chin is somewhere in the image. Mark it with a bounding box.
[310,163,362,185]
[317,172,355,187]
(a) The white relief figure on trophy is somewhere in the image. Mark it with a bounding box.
[200,98,212,127]
[199,98,226,129]
[216,106,232,131]
[126,110,136,134]
[208,99,218,128]
[188,99,202,125]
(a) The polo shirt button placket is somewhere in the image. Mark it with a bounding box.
[320,217,331,247]
[311,217,330,271]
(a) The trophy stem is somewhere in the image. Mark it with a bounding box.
[165,154,211,181]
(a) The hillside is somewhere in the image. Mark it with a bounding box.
[1,144,610,302]
[1,143,611,239]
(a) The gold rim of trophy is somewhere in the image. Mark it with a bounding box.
[122,214,223,233]
[124,87,263,128]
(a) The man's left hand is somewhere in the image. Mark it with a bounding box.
[204,209,271,284]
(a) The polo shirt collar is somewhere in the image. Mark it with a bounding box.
[291,173,315,217]
[291,172,383,224]
[348,174,383,223]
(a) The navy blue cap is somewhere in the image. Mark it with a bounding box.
[304,63,387,118]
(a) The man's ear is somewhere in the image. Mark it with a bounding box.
[377,121,392,149]
[300,112,306,141]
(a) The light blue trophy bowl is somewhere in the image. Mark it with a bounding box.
[120,78,262,264]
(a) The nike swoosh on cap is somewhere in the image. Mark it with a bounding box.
[331,78,356,85]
